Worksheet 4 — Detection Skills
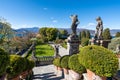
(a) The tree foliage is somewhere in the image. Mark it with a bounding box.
[0,21,14,43]
[0,48,10,76]
[59,29,68,39]
[86,30,91,39]
[79,30,91,40]
[115,32,120,37]
[102,28,112,40]
[39,27,58,42]
[81,30,86,39]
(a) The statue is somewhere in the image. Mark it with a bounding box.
[70,15,80,35]
[94,16,103,40]
[54,44,60,58]
[116,44,120,53]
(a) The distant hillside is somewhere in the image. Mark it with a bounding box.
[15,27,39,33]
[13,27,120,37]
[110,29,120,36]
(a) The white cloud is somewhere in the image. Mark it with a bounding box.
[11,24,38,29]
[87,23,96,27]
[52,20,58,23]
[43,8,48,10]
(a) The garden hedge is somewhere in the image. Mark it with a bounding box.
[53,57,61,67]
[60,55,69,69]
[78,45,118,77]
[7,55,35,78]
[68,54,86,74]
[0,48,10,76]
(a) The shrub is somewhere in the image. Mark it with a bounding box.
[81,38,89,47]
[108,37,120,52]
[7,55,26,77]
[27,59,35,70]
[0,48,10,76]
[68,54,86,74]
[60,55,69,69]
[53,58,61,67]
[78,45,118,77]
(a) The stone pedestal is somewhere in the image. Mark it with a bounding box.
[67,34,79,55]
[89,39,111,48]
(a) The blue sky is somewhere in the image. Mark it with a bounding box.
[0,0,120,30]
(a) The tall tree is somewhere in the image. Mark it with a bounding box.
[39,27,58,42]
[81,30,86,38]
[102,28,112,40]
[59,29,68,39]
[115,32,120,37]
[79,31,81,40]
[86,30,91,39]
[0,20,14,44]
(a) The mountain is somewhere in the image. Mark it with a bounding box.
[13,27,120,37]
[110,29,120,36]
[15,27,39,33]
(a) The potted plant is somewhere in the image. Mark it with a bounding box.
[78,45,118,80]
[68,54,86,80]
[0,48,10,80]
[6,55,26,79]
[53,57,62,76]
[60,55,70,80]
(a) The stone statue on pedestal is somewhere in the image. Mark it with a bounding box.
[116,44,120,53]
[94,16,103,40]
[54,44,60,58]
[67,15,80,55]
[70,15,80,35]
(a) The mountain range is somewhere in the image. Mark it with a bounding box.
[14,27,120,36]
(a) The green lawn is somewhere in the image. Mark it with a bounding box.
[35,44,54,56]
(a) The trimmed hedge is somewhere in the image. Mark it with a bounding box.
[7,55,35,78]
[60,55,69,69]
[68,54,86,74]
[78,45,118,77]
[53,57,61,67]
[0,48,10,76]
[7,55,26,77]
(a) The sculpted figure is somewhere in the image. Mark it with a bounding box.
[70,15,80,35]
[116,44,120,53]
[95,16,103,40]
[54,44,60,58]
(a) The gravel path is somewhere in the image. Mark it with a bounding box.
[33,44,68,80]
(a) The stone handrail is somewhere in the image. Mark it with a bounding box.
[35,56,54,66]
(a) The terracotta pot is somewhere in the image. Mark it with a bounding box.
[57,66,62,71]
[63,68,69,74]
[116,54,120,58]
[101,76,107,80]
[87,69,107,80]
[87,69,96,80]
[20,70,28,79]
[10,75,20,80]
[69,70,81,80]
[28,69,33,74]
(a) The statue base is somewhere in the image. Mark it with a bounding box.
[89,38,111,48]
[67,34,80,55]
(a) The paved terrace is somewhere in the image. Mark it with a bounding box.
[33,44,68,80]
